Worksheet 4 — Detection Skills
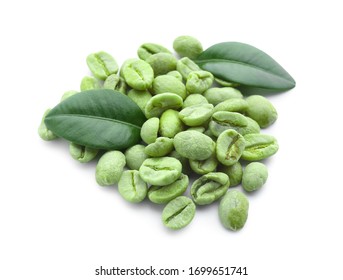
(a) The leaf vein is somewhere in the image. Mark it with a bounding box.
[52,113,142,129]
[196,59,293,82]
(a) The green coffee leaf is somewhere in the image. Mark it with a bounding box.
[45,89,146,150]
[195,42,296,91]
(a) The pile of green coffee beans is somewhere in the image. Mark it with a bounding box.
[39,36,279,231]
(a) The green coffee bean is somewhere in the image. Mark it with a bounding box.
[148,174,189,204]
[137,43,172,60]
[204,87,243,106]
[186,70,214,94]
[95,151,126,186]
[213,98,248,114]
[139,157,182,186]
[210,111,248,137]
[140,117,159,144]
[118,170,148,203]
[125,144,148,170]
[144,93,183,118]
[211,112,260,136]
[60,90,78,102]
[159,109,185,138]
[173,35,203,59]
[242,133,279,161]
[119,58,137,78]
[167,70,183,82]
[216,129,245,166]
[176,57,201,80]
[219,190,249,231]
[144,137,174,157]
[103,74,126,94]
[191,172,230,205]
[189,154,218,175]
[242,162,268,192]
[121,58,154,90]
[218,162,243,187]
[174,131,216,160]
[245,95,278,128]
[80,76,100,91]
[86,51,118,80]
[38,109,58,141]
[69,143,98,163]
[162,196,196,230]
[127,89,152,112]
[182,94,208,108]
[152,75,186,99]
[146,53,177,76]
[179,103,213,126]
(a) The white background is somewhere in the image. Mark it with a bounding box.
[1,0,342,279]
